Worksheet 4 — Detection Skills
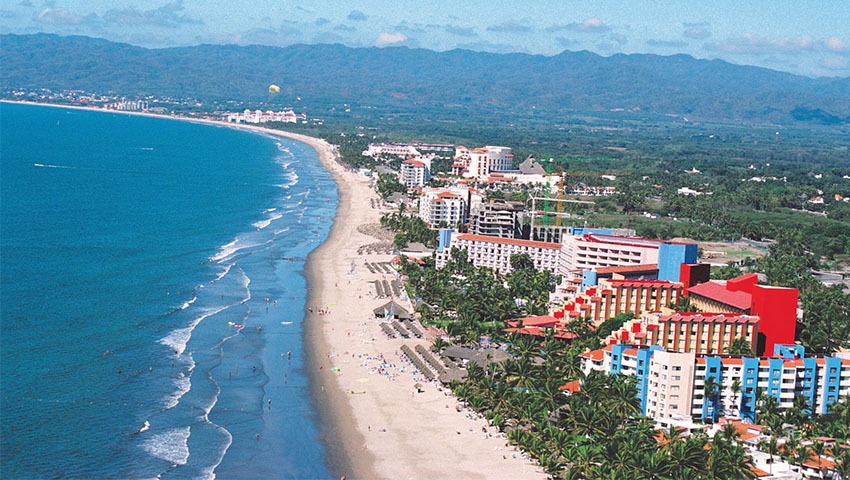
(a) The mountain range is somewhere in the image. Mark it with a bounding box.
[2,33,849,125]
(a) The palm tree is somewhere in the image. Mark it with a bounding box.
[730,378,742,417]
[607,375,641,418]
[703,375,722,423]
[756,390,781,427]
[794,445,814,476]
[635,450,675,479]
[810,439,827,479]
[564,441,605,478]
[668,434,709,477]
[829,447,850,480]
[758,436,780,475]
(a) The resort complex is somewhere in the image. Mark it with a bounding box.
[360,140,850,479]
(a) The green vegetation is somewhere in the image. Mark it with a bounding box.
[392,225,849,477]
[380,211,438,249]
[453,332,758,479]
[752,236,850,354]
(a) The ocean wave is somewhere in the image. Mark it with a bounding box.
[252,212,282,231]
[141,427,190,466]
[210,237,270,263]
[160,326,192,356]
[275,170,299,189]
[163,369,192,410]
[207,425,233,480]
[33,163,76,169]
[179,296,198,310]
[210,266,229,285]
[159,303,231,355]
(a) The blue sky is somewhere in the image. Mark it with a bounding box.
[2,0,848,77]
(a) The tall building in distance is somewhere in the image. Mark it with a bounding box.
[452,146,514,180]
[399,158,431,188]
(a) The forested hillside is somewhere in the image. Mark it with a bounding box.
[2,33,849,124]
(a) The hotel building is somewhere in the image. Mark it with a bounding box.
[681,269,799,355]
[399,158,431,188]
[468,199,525,239]
[418,188,468,228]
[580,343,850,423]
[452,146,514,180]
[608,311,760,356]
[436,232,561,275]
[555,279,683,325]
[559,233,698,283]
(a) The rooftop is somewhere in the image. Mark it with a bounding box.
[456,234,560,250]
[687,281,753,310]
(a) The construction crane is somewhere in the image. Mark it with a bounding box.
[529,157,594,228]
[556,173,565,227]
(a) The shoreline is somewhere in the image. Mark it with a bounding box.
[3,100,545,479]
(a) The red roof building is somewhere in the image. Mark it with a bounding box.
[680,269,798,355]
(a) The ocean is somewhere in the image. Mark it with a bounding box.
[0,102,337,479]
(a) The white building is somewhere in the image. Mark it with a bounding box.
[225,109,304,124]
[559,233,661,278]
[452,146,514,180]
[436,233,561,275]
[362,143,422,157]
[419,189,467,228]
[580,344,850,425]
[399,158,431,188]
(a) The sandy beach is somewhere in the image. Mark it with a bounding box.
[279,132,546,479]
[3,101,545,479]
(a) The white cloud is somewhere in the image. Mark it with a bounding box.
[547,17,610,34]
[824,36,848,52]
[579,17,607,31]
[556,37,581,49]
[610,33,628,46]
[375,31,407,47]
[444,24,477,37]
[647,38,688,48]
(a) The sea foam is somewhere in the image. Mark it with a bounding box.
[141,427,191,466]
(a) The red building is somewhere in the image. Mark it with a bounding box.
[680,267,798,355]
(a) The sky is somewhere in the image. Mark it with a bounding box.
[2,0,849,78]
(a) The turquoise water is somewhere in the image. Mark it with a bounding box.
[0,103,337,479]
